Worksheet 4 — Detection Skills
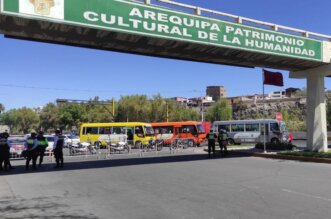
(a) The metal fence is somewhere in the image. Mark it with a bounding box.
[8,138,204,163]
[64,138,202,158]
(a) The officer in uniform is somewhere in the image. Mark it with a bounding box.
[206,130,217,158]
[53,129,64,168]
[37,131,48,167]
[0,133,8,171]
[218,129,229,156]
[0,132,14,171]
[25,132,39,170]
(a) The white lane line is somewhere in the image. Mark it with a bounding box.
[282,189,331,202]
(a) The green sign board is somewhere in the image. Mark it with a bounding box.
[1,0,323,61]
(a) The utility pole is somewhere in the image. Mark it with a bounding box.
[166,101,169,122]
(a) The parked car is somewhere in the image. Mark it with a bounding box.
[64,135,80,147]
[8,136,26,157]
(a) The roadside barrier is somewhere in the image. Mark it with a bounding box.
[62,138,202,159]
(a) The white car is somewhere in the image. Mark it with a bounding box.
[65,135,80,147]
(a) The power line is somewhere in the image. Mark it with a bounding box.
[0,83,205,95]
[0,83,126,93]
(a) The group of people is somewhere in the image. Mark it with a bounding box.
[0,128,65,172]
[206,129,229,158]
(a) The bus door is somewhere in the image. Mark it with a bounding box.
[174,126,181,141]
[181,125,198,143]
[260,123,269,143]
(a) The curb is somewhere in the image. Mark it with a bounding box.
[230,151,331,164]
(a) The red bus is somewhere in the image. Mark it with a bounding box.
[151,121,206,147]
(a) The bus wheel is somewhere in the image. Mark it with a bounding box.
[228,138,235,146]
[188,140,195,147]
[271,138,280,144]
[95,141,101,149]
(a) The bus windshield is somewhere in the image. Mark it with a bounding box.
[144,126,155,136]
[279,122,287,132]
[197,124,205,134]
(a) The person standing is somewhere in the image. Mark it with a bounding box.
[37,131,48,167]
[53,129,64,168]
[0,133,12,171]
[218,129,229,156]
[25,132,39,170]
[206,130,217,158]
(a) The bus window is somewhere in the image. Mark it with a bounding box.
[135,126,144,137]
[245,124,260,132]
[270,122,280,132]
[261,124,269,135]
[218,125,230,132]
[99,127,112,134]
[144,126,154,136]
[82,127,86,135]
[181,125,197,134]
[127,128,134,141]
[113,127,125,134]
[86,127,98,135]
[231,124,244,132]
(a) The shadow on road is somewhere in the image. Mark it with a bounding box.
[0,152,251,176]
[0,196,98,219]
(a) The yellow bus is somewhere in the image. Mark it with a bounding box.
[79,122,155,148]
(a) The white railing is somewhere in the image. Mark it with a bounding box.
[138,0,331,41]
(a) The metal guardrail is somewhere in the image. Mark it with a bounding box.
[138,0,331,41]
[65,138,201,158]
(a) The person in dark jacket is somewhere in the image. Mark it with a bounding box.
[206,130,217,158]
[25,132,39,170]
[37,131,48,167]
[53,129,64,168]
[0,132,14,171]
[218,129,229,156]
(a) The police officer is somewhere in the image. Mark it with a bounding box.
[206,130,217,158]
[25,132,39,170]
[53,129,64,168]
[0,132,14,171]
[218,129,229,156]
[37,131,48,167]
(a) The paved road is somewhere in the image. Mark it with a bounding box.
[1,151,331,219]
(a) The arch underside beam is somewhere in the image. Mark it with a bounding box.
[0,16,327,71]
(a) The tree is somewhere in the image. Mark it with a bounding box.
[39,103,60,132]
[2,107,39,133]
[115,95,151,122]
[167,100,199,121]
[58,104,88,131]
[1,109,18,132]
[205,99,232,123]
[85,97,114,123]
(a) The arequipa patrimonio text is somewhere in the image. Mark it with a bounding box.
[83,7,318,58]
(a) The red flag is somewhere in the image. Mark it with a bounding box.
[263,69,283,86]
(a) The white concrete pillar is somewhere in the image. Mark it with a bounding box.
[306,75,328,152]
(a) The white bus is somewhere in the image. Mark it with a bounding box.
[212,119,288,145]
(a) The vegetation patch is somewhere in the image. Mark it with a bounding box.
[278,151,331,159]
[255,142,296,151]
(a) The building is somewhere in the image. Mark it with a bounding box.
[268,90,286,99]
[206,86,227,101]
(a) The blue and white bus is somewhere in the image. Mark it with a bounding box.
[212,119,288,145]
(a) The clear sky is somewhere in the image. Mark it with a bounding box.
[0,0,331,110]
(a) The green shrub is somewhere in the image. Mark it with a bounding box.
[255,142,296,151]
